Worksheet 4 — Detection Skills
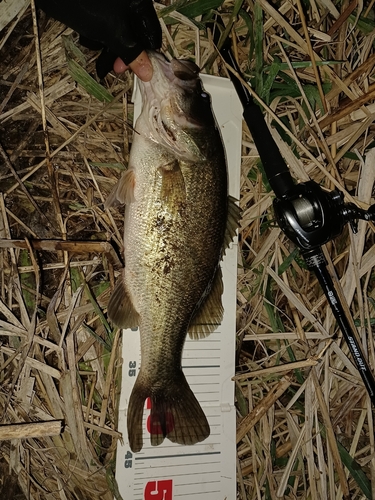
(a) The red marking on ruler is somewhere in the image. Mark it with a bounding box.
[144,479,173,500]
[145,398,175,434]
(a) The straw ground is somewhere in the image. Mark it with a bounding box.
[1,1,375,499]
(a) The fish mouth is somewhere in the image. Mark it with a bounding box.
[147,51,200,88]
[137,51,206,161]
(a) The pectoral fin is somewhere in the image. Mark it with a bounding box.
[107,271,139,328]
[188,266,224,339]
[158,161,186,210]
[105,168,136,208]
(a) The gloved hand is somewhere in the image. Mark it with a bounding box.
[36,0,162,80]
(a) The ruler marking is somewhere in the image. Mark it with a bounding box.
[184,351,220,355]
[134,472,221,480]
[134,463,221,471]
[175,490,221,497]
[184,345,220,348]
[178,480,220,488]
[135,462,220,472]
[133,475,221,482]
[134,462,221,471]
[189,382,221,385]
[182,365,221,369]
[134,454,221,462]
[135,450,220,461]
[137,442,221,454]
[178,481,220,487]
[133,476,221,483]
[134,460,221,467]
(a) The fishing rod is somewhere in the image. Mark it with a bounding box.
[214,20,375,405]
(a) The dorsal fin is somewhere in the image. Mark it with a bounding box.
[188,266,224,339]
[224,195,240,253]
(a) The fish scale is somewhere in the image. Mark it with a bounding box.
[106,51,237,452]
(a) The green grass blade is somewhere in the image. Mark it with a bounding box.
[83,323,111,351]
[62,34,87,66]
[262,56,282,104]
[349,13,375,35]
[159,0,225,19]
[278,248,299,275]
[337,440,372,499]
[254,2,264,97]
[263,60,343,72]
[19,249,35,316]
[238,8,254,64]
[67,59,114,103]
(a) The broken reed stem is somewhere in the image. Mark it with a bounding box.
[0,420,63,440]
[0,239,122,269]
[236,375,291,444]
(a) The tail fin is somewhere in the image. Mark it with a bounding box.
[127,371,210,452]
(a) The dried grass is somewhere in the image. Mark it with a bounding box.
[0,0,375,499]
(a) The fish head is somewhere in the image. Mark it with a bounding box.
[137,51,216,161]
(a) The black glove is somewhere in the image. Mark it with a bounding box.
[36,0,162,78]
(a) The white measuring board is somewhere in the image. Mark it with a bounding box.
[115,73,242,500]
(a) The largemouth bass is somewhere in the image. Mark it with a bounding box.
[107,51,237,452]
